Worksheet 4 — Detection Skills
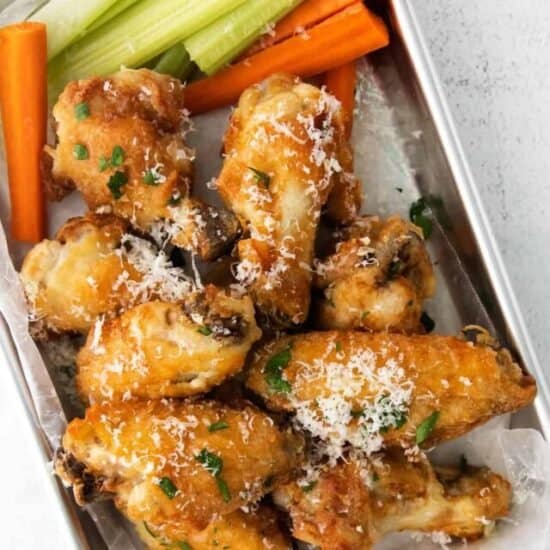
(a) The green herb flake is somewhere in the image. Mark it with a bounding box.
[350,408,364,419]
[361,311,370,320]
[416,411,440,445]
[377,395,408,433]
[387,259,402,280]
[216,476,231,503]
[73,144,89,160]
[265,344,292,393]
[143,169,161,186]
[302,481,317,493]
[98,156,109,172]
[208,421,229,433]
[176,542,192,550]
[420,311,435,333]
[195,448,223,477]
[143,521,157,538]
[371,472,380,482]
[74,102,90,120]
[110,145,125,167]
[158,476,178,499]
[395,187,403,193]
[167,192,182,206]
[107,170,128,199]
[248,167,270,188]
[197,326,212,336]
[409,197,433,239]
[334,341,343,352]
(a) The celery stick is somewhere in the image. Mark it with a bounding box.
[184,0,303,76]
[48,0,247,100]
[87,0,141,32]
[29,0,120,59]
[154,43,193,79]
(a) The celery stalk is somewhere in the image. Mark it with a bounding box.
[29,0,120,59]
[184,0,303,76]
[87,0,141,33]
[48,0,247,100]
[154,43,193,80]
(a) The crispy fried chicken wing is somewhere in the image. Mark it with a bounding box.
[20,213,143,334]
[55,399,302,534]
[137,506,291,550]
[77,285,261,401]
[44,68,238,260]
[216,73,360,326]
[313,216,435,332]
[246,330,535,456]
[274,450,511,549]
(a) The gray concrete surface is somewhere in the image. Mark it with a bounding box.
[413,0,550,363]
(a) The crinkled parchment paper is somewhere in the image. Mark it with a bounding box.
[0,2,549,546]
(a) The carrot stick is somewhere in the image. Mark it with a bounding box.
[0,22,47,242]
[324,60,357,138]
[185,2,389,115]
[243,0,357,56]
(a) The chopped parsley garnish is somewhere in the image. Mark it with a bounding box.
[416,411,440,445]
[248,166,270,188]
[395,187,403,193]
[409,197,433,238]
[197,325,212,336]
[107,170,128,199]
[387,259,402,280]
[265,344,292,393]
[350,408,364,419]
[143,521,157,538]
[377,395,408,433]
[208,420,229,432]
[74,102,90,120]
[371,472,380,482]
[195,449,231,502]
[301,481,317,493]
[98,156,109,172]
[420,311,435,333]
[361,311,370,320]
[334,341,343,352]
[167,192,182,206]
[176,543,193,550]
[73,144,88,160]
[158,476,178,499]
[143,169,161,185]
[110,145,125,167]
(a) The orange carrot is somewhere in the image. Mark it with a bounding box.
[185,2,389,115]
[324,61,357,138]
[244,0,357,56]
[0,22,47,242]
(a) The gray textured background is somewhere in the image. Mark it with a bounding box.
[413,0,550,363]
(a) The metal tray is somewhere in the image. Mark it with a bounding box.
[0,0,548,548]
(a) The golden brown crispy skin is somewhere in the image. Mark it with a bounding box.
[20,213,142,334]
[77,285,262,401]
[45,68,238,260]
[216,73,360,327]
[314,216,436,333]
[136,506,291,550]
[55,399,302,534]
[246,331,536,451]
[274,450,511,549]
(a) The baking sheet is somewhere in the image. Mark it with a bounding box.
[1,0,550,548]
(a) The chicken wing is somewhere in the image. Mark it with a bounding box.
[216,73,360,327]
[55,399,303,534]
[44,68,238,260]
[246,329,535,458]
[313,216,435,332]
[273,449,511,549]
[77,285,261,401]
[136,506,291,550]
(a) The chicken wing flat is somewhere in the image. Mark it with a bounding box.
[246,330,535,457]
[216,73,360,326]
[55,399,302,534]
[136,506,290,550]
[44,68,238,260]
[313,215,435,333]
[77,285,261,401]
[273,449,511,549]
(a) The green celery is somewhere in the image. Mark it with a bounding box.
[87,0,141,32]
[154,43,194,80]
[48,0,247,101]
[184,0,303,76]
[29,0,120,59]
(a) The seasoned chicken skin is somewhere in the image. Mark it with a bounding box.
[20,213,143,334]
[216,73,360,326]
[77,285,262,401]
[314,216,435,332]
[44,68,238,260]
[55,399,302,535]
[246,330,536,455]
[274,450,511,549]
[137,506,291,550]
